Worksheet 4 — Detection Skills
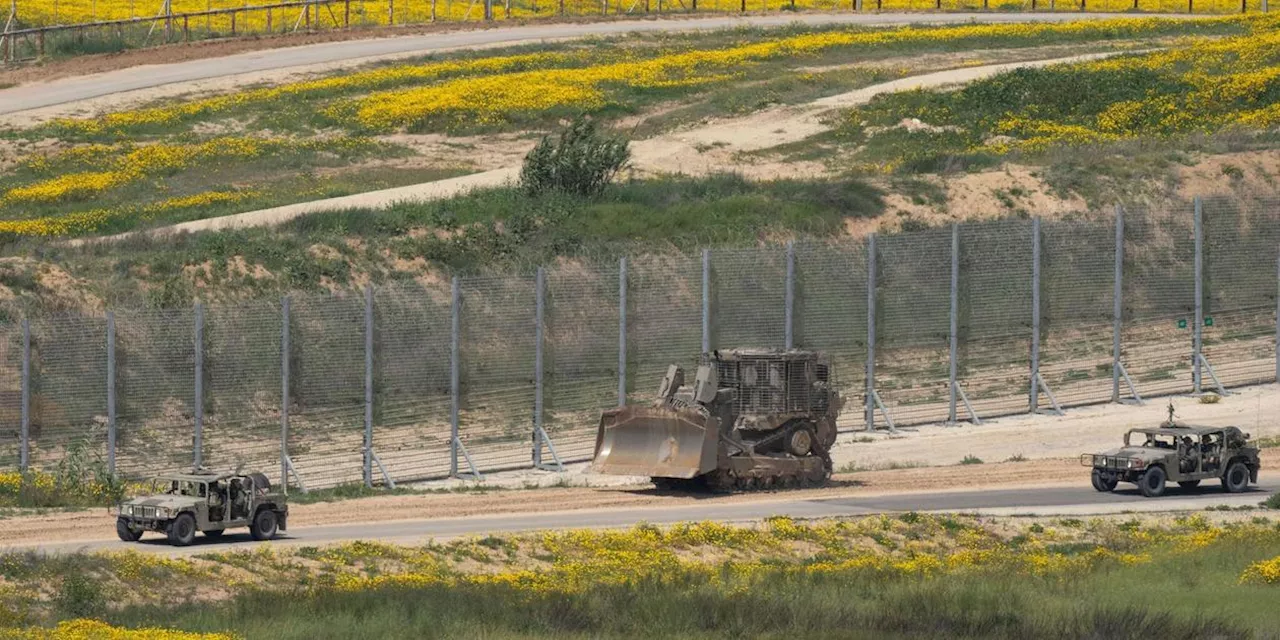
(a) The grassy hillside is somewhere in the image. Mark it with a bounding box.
[0,16,1276,320]
[0,16,1261,240]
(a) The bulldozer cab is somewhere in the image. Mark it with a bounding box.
[708,349,833,430]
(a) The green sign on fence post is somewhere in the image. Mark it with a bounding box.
[1204,317,1214,327]
[1177,318,1187,329]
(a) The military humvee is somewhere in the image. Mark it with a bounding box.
[115,468,288,546]
[1082,422,1260,498]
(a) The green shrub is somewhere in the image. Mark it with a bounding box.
[521,117,630,198]
[960,455,984,465]
[1264,493,1280,510]
[55,573,104,618]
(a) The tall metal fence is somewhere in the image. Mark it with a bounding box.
[1,194,1276,490]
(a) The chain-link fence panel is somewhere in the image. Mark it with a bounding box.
[628,253,702,403]
[1122,203,1195,398]
[0,324,19,469]
[959,219,1033,419]
[711,247,786,350]
[1040,217,1115,408]
[289,292,366,489]
[114,308,196,478]
[793,240,865,430]
[876,229,951,426]
[460,274,536,473]
[203,300,281,483]
[546,262,619,463]
[373,281,453,483]
[1202,195,1280,388]
[28,314,108,472]
[794,240,866,431]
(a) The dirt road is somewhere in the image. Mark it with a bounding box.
[4,448,1274,551]
[14,480,1276,556]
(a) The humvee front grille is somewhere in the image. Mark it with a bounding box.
[1095,456,1128,469]
[135,506,157,519]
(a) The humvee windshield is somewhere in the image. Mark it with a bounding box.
[151,478,206,498]
[1125,431,1177,449]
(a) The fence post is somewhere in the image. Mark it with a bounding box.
[1030,217,1041,414]
[784,241,795,350]
[618,257,628,407]
[1275,247,1279,382]
[865,233,877,432]
[19,319,29,473]
[701,248,711,353]
[364,284,374,488]
[193,302,204,469]
[948,224,959,424]
[280,296,290,493]
[1112,205,1124,403]
[1193,196,1203,394]
[533,267,546,468]
[450,276,461,477]
[106,312,117,477]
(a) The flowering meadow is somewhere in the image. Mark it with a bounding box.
[10,0,1269,33]
[42,15,1253,139]
[0,16,1255,238]
[0,620,235,640]
[0,134,389,237]
[836,15,1280,172]
[0,513,1276,637]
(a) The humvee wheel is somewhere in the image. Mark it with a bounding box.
[1139,466,1166,498]
[250,509,279,541]
[116,518,142,542]
[203,529,225,539]
[1091,470,1117,492]
[1223,462,1250,493]
[167,513,196,546]
[1177,480,1201,489]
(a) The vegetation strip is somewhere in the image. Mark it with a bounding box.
[834,16,1280,173]
[0,513,1277,637]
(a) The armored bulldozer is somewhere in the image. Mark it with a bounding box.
[592,349,842,491]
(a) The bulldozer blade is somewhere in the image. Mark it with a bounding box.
[591,406,717,479]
